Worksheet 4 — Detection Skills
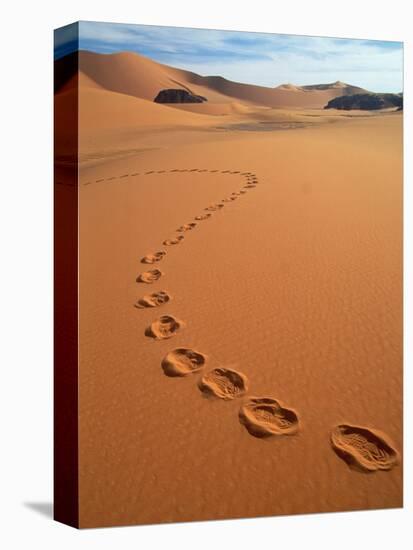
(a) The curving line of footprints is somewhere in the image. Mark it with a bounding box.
[81,167,400,474]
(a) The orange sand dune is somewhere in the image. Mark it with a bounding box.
[72,50,368,109]
[169,101,254,116]
[79,87,212,129]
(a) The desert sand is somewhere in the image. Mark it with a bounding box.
[55,50,403,527]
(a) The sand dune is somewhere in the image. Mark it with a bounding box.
[56,50,370,110]
[170,101,254,116]
[79,87,212,130]
[53,51,388,167]
[276,83,303,92]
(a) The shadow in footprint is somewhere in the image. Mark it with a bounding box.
[141,251,166,264]
[205,204,224,212]
[239,397,300,438]
[195,213,212,221]
[162,348,206,377]
[137,269,163,284]
[163,236,184,246]
[199,368,248,400]
[177,223,197,232]
[135,291,171,308]
[331,424,399,472]
[145,315,184,339]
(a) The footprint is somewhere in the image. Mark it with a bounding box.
[330,424,399,472]
[222,198,232,203]
[163,236,184,246]
[161,348,206,377]
[239,190,247,194]
[177,223,197,232]
[137,269,163,284]
[205,204,224,212]
[145,315,184,339]
[135,290,171,308]
[199,368,248,400]
[244,185,256,189]
[195,213,212,221]
[141,251,166,264]
[239,397,299,438]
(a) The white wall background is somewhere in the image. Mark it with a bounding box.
[1,1,411,548]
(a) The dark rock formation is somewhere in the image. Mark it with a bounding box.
[154,89,207,104]
[325,93,403,111]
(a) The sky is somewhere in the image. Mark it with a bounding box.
[55,21,403,93]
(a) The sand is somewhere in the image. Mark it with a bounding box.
[55,51,402,527]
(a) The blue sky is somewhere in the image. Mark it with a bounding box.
[55,21,403,92]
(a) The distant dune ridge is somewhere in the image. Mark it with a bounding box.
[275,80,365,94]
[55,50,374,111]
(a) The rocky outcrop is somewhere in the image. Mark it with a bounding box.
[154,89,207,104]
[325,93,403,111]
